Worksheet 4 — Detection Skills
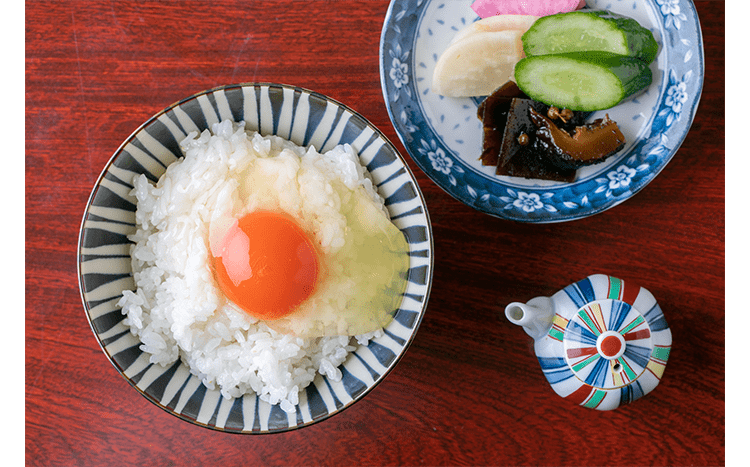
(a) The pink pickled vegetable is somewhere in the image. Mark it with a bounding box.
[471,0,586,19]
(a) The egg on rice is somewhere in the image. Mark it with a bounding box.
[117,120,409,412]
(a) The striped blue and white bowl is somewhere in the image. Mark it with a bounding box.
[78,83,434,433]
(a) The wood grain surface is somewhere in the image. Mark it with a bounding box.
[26,1,725,466]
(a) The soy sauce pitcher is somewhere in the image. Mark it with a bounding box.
[505,274,672,410]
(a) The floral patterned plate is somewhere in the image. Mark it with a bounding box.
[379,0,704,222]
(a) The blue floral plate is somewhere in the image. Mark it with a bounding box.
[379,0,704,222]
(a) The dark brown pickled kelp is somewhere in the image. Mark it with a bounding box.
[496,98,576,182]
[476,81,620,182]
[528,108,626,170]
[478,82,528,166]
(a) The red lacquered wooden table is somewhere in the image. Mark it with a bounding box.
[26,1,725,466]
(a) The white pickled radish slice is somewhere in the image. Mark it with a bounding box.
[431,29,525,97]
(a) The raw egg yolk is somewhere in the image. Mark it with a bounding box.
[211,211,320,320]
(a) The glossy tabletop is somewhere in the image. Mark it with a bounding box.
[26,1,725,466]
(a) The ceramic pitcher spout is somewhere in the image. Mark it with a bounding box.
[504,296,554,340]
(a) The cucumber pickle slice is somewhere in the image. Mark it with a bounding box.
[514,51,653,111]
[522,10,659,63]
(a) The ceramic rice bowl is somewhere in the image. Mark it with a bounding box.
[78,83,434,433]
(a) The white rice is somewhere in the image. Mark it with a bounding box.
[117,120,389,413]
